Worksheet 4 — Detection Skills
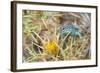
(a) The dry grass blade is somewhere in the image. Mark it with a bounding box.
[41,18,48,29]
[31,34,38,43]
[33,31,45,44]
[60,32,71,47]
[69,13,81,18]
[52,14,64,17]
[33,42,44,50]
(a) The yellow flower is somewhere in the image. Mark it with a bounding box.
[43,40,59,56]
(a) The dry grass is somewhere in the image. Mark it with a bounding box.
[22,10,91,62]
